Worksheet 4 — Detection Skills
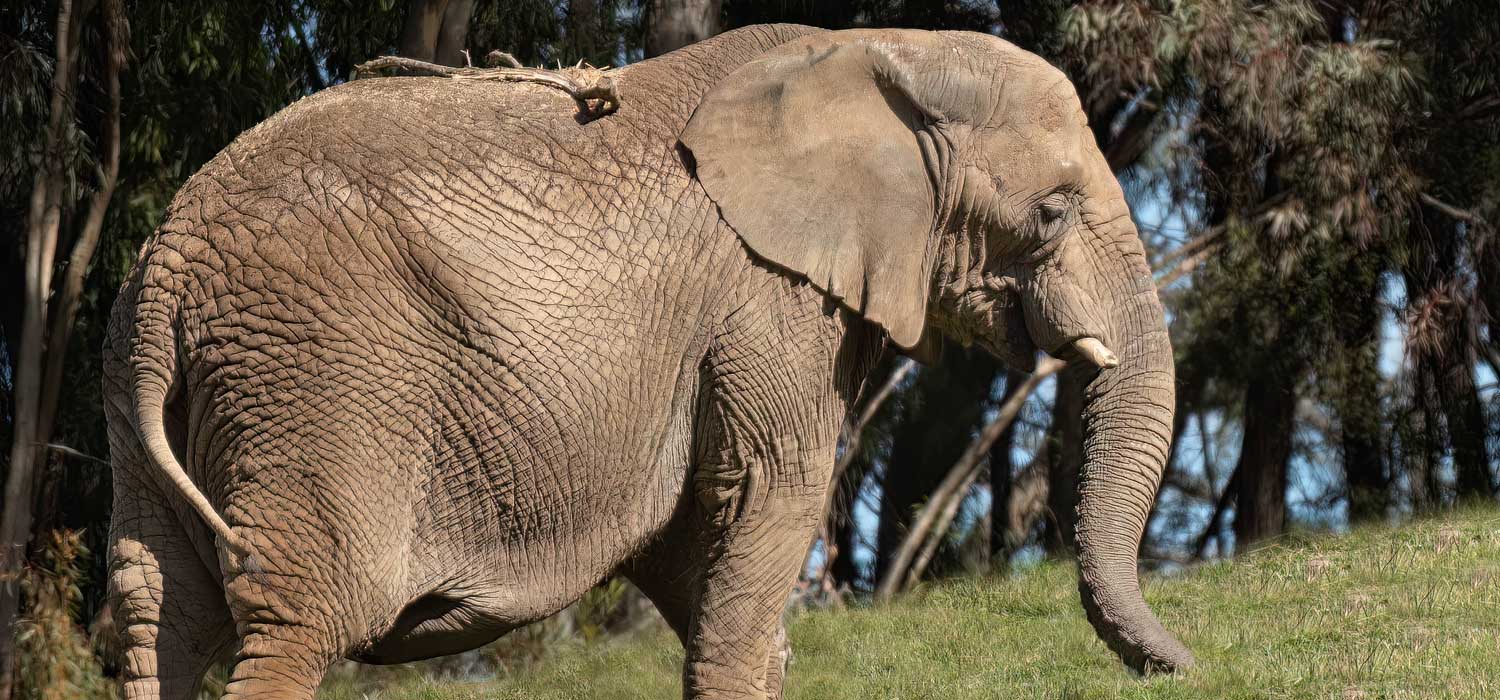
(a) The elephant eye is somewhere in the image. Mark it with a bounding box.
[1039,194,1070,223]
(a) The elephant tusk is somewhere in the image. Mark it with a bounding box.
[1072,337,1119,369]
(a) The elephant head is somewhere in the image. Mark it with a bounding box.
[681,29,1192,673]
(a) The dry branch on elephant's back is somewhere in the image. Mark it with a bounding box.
[352,52,621,119]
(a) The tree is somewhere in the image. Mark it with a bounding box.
[645,0,720,57]
[0,1,127,694]
[400,0,477,67]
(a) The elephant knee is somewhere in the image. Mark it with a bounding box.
[692,457,751,521]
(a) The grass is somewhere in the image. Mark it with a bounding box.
[320,507,1500,699]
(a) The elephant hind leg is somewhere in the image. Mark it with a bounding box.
[109,471,236,700]
[218,551,349,699]
[216,447,417,698]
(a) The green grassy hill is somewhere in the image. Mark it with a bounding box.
[321,508,1500,700]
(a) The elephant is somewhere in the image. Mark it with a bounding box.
[104,24,1192,700]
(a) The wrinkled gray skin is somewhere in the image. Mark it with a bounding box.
[105,25,1191,700]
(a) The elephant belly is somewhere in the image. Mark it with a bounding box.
[394,346,702,638]
[351,584,530,664]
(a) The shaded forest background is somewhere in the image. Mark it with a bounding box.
[1,0,1497,696]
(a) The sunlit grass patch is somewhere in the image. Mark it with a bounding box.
[320,506,1500,699]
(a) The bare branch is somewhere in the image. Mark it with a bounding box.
[485,50,522,68]
[1192,468,1240,560]
[875,357,1065,602]
[1154,238,1224,290]
[833,357,915,481]
[353,55,622,120]
[354,55,462,77]
[1419,192,1489,228]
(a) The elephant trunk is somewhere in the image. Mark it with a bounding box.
[1072,259,1194,673]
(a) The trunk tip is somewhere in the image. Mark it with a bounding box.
[1131,642,1195,676]
[1078,577,1195,675]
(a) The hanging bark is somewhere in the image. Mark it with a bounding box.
[645,0,722,57]
[0,1,127,696]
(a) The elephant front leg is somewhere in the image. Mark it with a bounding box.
[623,515,796,700]
[683,433,832,699]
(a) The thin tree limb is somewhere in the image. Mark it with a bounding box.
[833,357,915,481]
[1154,239,1224,289]
[875,357,1064,602]
[1192,468,1240,560]
[1419,192,1489,228]
[287,2,326,92]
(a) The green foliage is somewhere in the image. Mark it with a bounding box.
[12,531,115,700]
[321,507,1500,699]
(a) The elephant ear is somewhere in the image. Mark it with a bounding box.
[681,34,937,349]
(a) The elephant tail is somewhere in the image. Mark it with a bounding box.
[129,277,260,572]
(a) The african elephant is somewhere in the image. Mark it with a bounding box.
[104,24,1191,700]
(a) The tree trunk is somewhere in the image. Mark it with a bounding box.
[0,2,125,695]
[1335,265,1390,522]
[1043,369,1085,554]
[874,410,946,585]
[1231,359,1297,548]
[1442,358,1494,498]
[1404,204,1495,503]
[400,0,473,66]
[645,0,722,57]
[434,0,475,67]
[829,498,861,590]
[988,369,1027,567]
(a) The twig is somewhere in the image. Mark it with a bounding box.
[486,50,522,68]
[1154,238,1224,289]
[44,442,109,466]
[354,55,462,78]
[1419,192,1489,228]
[459,67,621,119]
